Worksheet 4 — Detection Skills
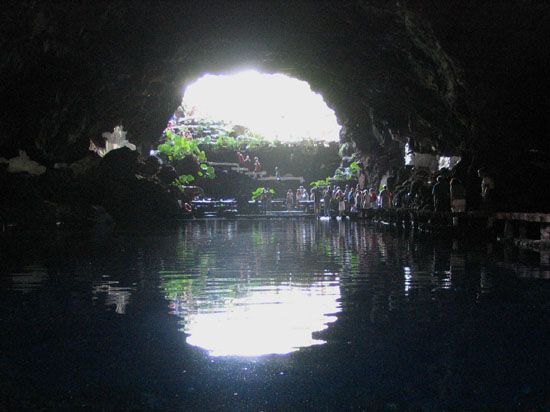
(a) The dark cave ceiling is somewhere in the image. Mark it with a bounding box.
[0,0,549,167]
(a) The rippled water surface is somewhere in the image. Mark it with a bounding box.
[1,220,549,410]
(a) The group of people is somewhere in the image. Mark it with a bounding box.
[284,184,395,217]
[286,186,313,210]
[282,166,495,220]
[321,185,390,217]
[431,168,495,214]
[237,151,262,176]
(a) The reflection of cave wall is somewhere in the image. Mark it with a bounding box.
[1,2,549,197]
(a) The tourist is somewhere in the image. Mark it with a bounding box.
[237,151,245,165]
[275,166,280,180]
[369,188,378,208]
[286,189,294,210]
[253,156,262,178]
[361,189,370,211]
[379,185,391,209]
[312,188,321,216]
[477,168,495,210]
[296,186,303,206]
[432,175,450,212]
[260,188,271,214]
[343,185,350,210]
[334,187,346,216]
[323,187,332,216]
[347,186,355,212]
[353,187,362,214]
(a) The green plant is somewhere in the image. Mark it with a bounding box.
[349,161,360,175]
[331,160,360,181]
[197,163,216,179]
[251,187,275,201]
[310,177,331,187]
[158,129,206,162]
[172,174,195,191]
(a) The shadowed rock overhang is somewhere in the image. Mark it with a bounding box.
[0,1,548,173]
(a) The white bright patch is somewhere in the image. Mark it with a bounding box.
[184,282,341,357]
[182,70,341,142]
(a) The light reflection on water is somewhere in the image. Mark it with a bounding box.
[2,220,550,409]
[160,221,343,356]
[180,280,340,356]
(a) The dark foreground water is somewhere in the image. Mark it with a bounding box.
[1,220,549,411]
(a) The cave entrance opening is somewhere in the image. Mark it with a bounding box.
[176,69,341,144]
[157,70,344,198]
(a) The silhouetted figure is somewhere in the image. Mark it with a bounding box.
[477,168,495,211]
[379,185,391,209]
[432,176,450,212]
[323,187,332,216]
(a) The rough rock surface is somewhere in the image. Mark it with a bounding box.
[1,1,549,209]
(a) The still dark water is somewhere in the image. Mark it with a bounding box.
[1,220,549,411]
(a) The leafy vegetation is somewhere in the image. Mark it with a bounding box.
[251,187,275,201]
[333,160,360,181]
[158,129,206,162]
[171,174,195,191]
[158,115,346,188]
[310,177,332,187]
[197,163,216,179]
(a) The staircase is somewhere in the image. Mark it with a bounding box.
[207,161,304,183]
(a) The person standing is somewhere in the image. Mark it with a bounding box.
[379,185,391,209]
[432,176,450,212]
[312,187,321,216]
[286,189,294,210]
[369,188,378,209]
[253,157,262,178]
[323,187,332,217]
[477,168,495,210]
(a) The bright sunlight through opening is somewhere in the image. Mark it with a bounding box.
[182,70,341,143]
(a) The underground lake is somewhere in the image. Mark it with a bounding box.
[1,219,549,410]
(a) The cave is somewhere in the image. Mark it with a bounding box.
[1,1,549,213]
[1,2,550,410]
